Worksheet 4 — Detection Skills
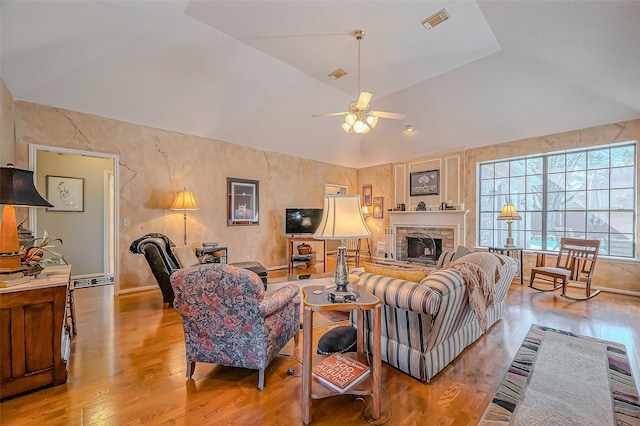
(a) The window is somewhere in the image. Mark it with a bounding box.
[478,142,636,258]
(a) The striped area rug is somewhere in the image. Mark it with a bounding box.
[480,324,640,425]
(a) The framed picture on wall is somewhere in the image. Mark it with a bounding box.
[410,170,440,196]
[46,175,84,212]
[227,177,259,225]
[362,184,372,206]
[373,197,384,218]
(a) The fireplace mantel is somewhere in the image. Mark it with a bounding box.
[388,210,468,218]
[388,210,469,260]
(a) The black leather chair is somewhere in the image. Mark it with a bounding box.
[130,233,268,308]
[130,233,180,308]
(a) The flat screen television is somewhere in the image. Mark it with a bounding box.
[285,208,323,235]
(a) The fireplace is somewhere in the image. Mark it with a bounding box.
[400,233,442,265]
[387,210,468,261]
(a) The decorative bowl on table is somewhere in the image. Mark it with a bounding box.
[23,263,44,277]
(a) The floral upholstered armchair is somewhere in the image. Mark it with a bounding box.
[170,263,300,389]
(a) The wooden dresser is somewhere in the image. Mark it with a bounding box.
[0,265,71,399]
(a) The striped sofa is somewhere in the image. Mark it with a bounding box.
[350,251,518,382]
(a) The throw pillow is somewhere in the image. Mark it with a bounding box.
[171,246,200,268]
[363,262,429,283]
[452,245,475,261]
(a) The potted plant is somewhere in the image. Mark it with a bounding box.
[19,230,66,276]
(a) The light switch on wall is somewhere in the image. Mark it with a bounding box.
[123,217,131,227]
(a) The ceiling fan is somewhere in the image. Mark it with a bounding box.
[313,29,406,135]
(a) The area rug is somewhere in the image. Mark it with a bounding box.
[480,324,640,425]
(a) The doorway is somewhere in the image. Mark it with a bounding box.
[28,144,119,293]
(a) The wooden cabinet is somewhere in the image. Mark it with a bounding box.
[0,265,70,399]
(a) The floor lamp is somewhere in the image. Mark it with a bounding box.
[313,194,371,301]
[0,165,53,277]
[170,189,198,246]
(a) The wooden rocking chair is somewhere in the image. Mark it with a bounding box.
[529,238,601,300]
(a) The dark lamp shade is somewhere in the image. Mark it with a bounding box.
[0,166,53,207]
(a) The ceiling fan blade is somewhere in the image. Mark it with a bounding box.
[312,112,348,117]
[356,92,373,109]
[370,111,406,120]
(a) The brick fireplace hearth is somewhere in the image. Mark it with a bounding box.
[387,211,468,262]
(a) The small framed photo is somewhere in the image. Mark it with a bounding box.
[46,175,84,212]
[373,197,384,218]
[362,184,372,206]
[410,169,440,196]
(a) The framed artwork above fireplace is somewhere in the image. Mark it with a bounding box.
[410,169,439,196]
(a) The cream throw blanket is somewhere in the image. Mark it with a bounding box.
[442,252,504,332]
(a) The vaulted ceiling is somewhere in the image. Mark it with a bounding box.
[2,1,639,168]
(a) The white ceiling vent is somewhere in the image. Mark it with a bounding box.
[422,8,450,30]
[328,68,348,80]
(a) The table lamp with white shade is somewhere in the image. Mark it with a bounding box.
[313,194,371,301]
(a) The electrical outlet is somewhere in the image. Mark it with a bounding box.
[123,217,131,227]
[245,256,250,261]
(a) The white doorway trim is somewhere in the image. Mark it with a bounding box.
[28,144,120,295]
[324,183,348,195]
[104,170,115,276]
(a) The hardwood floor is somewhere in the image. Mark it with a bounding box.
[1,264,639,425]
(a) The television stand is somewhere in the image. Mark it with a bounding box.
[287,236,326,275]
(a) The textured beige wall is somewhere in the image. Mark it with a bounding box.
[464,119,640,293]
[0,79,15,167]
[14,101,357,291]
[10,94,640,293]
[357,163,393,258]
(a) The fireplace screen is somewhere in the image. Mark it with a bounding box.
[400,233,442,265]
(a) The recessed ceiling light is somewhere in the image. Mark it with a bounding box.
[404,125,415,133]
[328,68,348,80]
[422,8,450,30]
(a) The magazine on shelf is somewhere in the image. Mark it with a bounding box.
[312,353,370,393]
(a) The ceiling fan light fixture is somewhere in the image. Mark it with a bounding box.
[313,29,404,131]
[353,120,368,134]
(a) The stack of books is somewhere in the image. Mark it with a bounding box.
[312,353,370,393]
[0,271,30,288]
